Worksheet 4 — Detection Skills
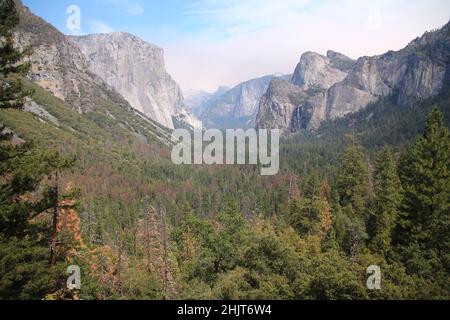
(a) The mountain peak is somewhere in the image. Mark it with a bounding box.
[256,21,450,133]
[326,50,355,72]
[68,32,190,129]
[69,32,162,52]
[292,50,349,90]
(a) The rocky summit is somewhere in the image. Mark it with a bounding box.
[256,21,450,133]
[195,75,290,129]
[68,32,200,129]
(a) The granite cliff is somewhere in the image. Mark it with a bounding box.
[256,22,450,132]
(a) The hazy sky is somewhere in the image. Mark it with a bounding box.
[23,0,450,92]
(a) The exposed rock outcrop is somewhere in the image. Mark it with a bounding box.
[13,1,175,145]
[256,21,450,132]
[256,78,308,131]
[0,123,25,145]
[24,100,60,126]
[15,5,110,114]
[68,33,198,129]
[292,51,351,91]
[14,1,199,131]
[198,75,290,129]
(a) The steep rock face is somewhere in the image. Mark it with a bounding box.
[15,4,113,114]
[200,75,288,129]
[326,50,356,72]
[256,22,450,132]
[327,28,449,120]
[257,51,354,132]
[256,78,307,131]
[68,33,195,129]
[292,51,350,90]
[13,1,175,145]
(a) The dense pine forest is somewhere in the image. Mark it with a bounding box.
[1,0,449,300]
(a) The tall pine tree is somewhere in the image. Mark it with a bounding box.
[0,0,72,299]
[0,0,32,109]
[337,145,369,217]
[370,147,402,255]
[397,107,450,271]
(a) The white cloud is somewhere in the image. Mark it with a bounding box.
[182,0,314,35]
[163,0,450,92]
[91,21,115,34]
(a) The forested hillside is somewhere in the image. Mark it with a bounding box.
[1,0,449,300]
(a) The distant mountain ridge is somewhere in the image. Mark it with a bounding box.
[184,86,230,119]
[256,21,450,133]
[190,74,291,129]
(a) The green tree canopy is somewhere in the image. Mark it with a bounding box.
[0,0,32,109]
[370,146,402,255]
[336,145,369,217]
[398,107,450,272]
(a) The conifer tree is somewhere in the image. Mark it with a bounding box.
[337,145,369,217]
[335,146,369,258]
[0,0,75,299]
[397,107,450,270]
[318,179,333,244]
[0,0,32,109]
[137,203,178,299]
[370,147,402,255]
